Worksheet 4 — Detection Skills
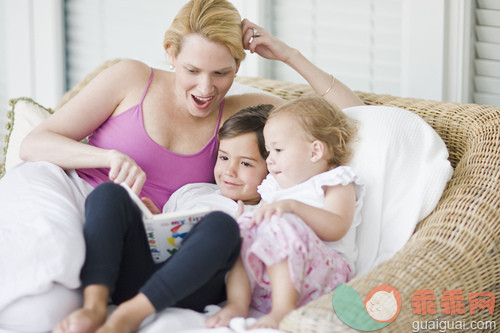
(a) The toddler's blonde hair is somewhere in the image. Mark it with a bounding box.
[268,96,357,168]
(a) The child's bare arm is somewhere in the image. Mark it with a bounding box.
[252,183,356,242]
[310,183,356,241]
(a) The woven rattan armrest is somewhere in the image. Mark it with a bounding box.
[236,76,500,332]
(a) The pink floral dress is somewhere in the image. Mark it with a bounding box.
[237,166,364,313]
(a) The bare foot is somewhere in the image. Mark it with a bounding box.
[205,303,249,328]
[95,319,134,333]
[95,293,154,333]
[94,311,140,333]
[52,307,107,333]
[248,310,288,330]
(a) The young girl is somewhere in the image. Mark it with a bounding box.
[163,103,272,216]
[207,96,365,329]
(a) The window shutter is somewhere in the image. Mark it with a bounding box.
[64,0,185,88]
[268,0,402,96]
[474,0,500,106]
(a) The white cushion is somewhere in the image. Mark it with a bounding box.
[1,98,53,177]
[0,163,93,315]
[344,105,453,274]
[0,284,81,333]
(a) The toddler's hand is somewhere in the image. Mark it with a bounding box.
[250,200,293,227]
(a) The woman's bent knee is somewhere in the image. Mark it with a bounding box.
[186,211,241,256]
[86,182,128,205]
[199,211,240,239]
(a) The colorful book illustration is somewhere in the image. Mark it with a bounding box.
[121,183,211,263]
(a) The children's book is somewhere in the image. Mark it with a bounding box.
[121,183,211,263]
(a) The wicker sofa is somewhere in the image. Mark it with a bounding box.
[234,76,500,332]
[11,60,498,332]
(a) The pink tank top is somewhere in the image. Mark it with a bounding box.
[76,68,223,208]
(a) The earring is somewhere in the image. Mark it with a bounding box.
[169,64,175,71]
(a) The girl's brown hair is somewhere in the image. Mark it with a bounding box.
[218,104,273,160]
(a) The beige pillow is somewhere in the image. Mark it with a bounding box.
[1,98,53,178]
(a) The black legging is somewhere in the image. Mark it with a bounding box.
[81,182,241,312]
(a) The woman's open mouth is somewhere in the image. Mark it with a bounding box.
[192,95,214,108]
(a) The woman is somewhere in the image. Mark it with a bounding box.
[0,0,362,331]
[56,105,272,333]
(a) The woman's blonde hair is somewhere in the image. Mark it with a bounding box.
[164,0,246,64]
[268,96,357,168]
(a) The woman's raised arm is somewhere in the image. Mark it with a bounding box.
[241,19,363,109]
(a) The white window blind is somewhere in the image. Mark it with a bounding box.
[64,0,262,89]
[65,0,185,88]
[474,0,500,106]
[268,0,402,96]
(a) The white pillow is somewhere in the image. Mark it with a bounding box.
[227,80,274,96]
[1,98,53,177]
[344,105,453,275]
[0,284,81,332]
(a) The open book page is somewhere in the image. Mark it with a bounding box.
[120,183,211,263]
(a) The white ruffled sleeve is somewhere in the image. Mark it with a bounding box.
[257,173,281,202]
[309,166,365,202]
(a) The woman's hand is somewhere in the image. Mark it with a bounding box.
[241,18,297,64]
[107,149,146,195]
[240,18,363,109]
